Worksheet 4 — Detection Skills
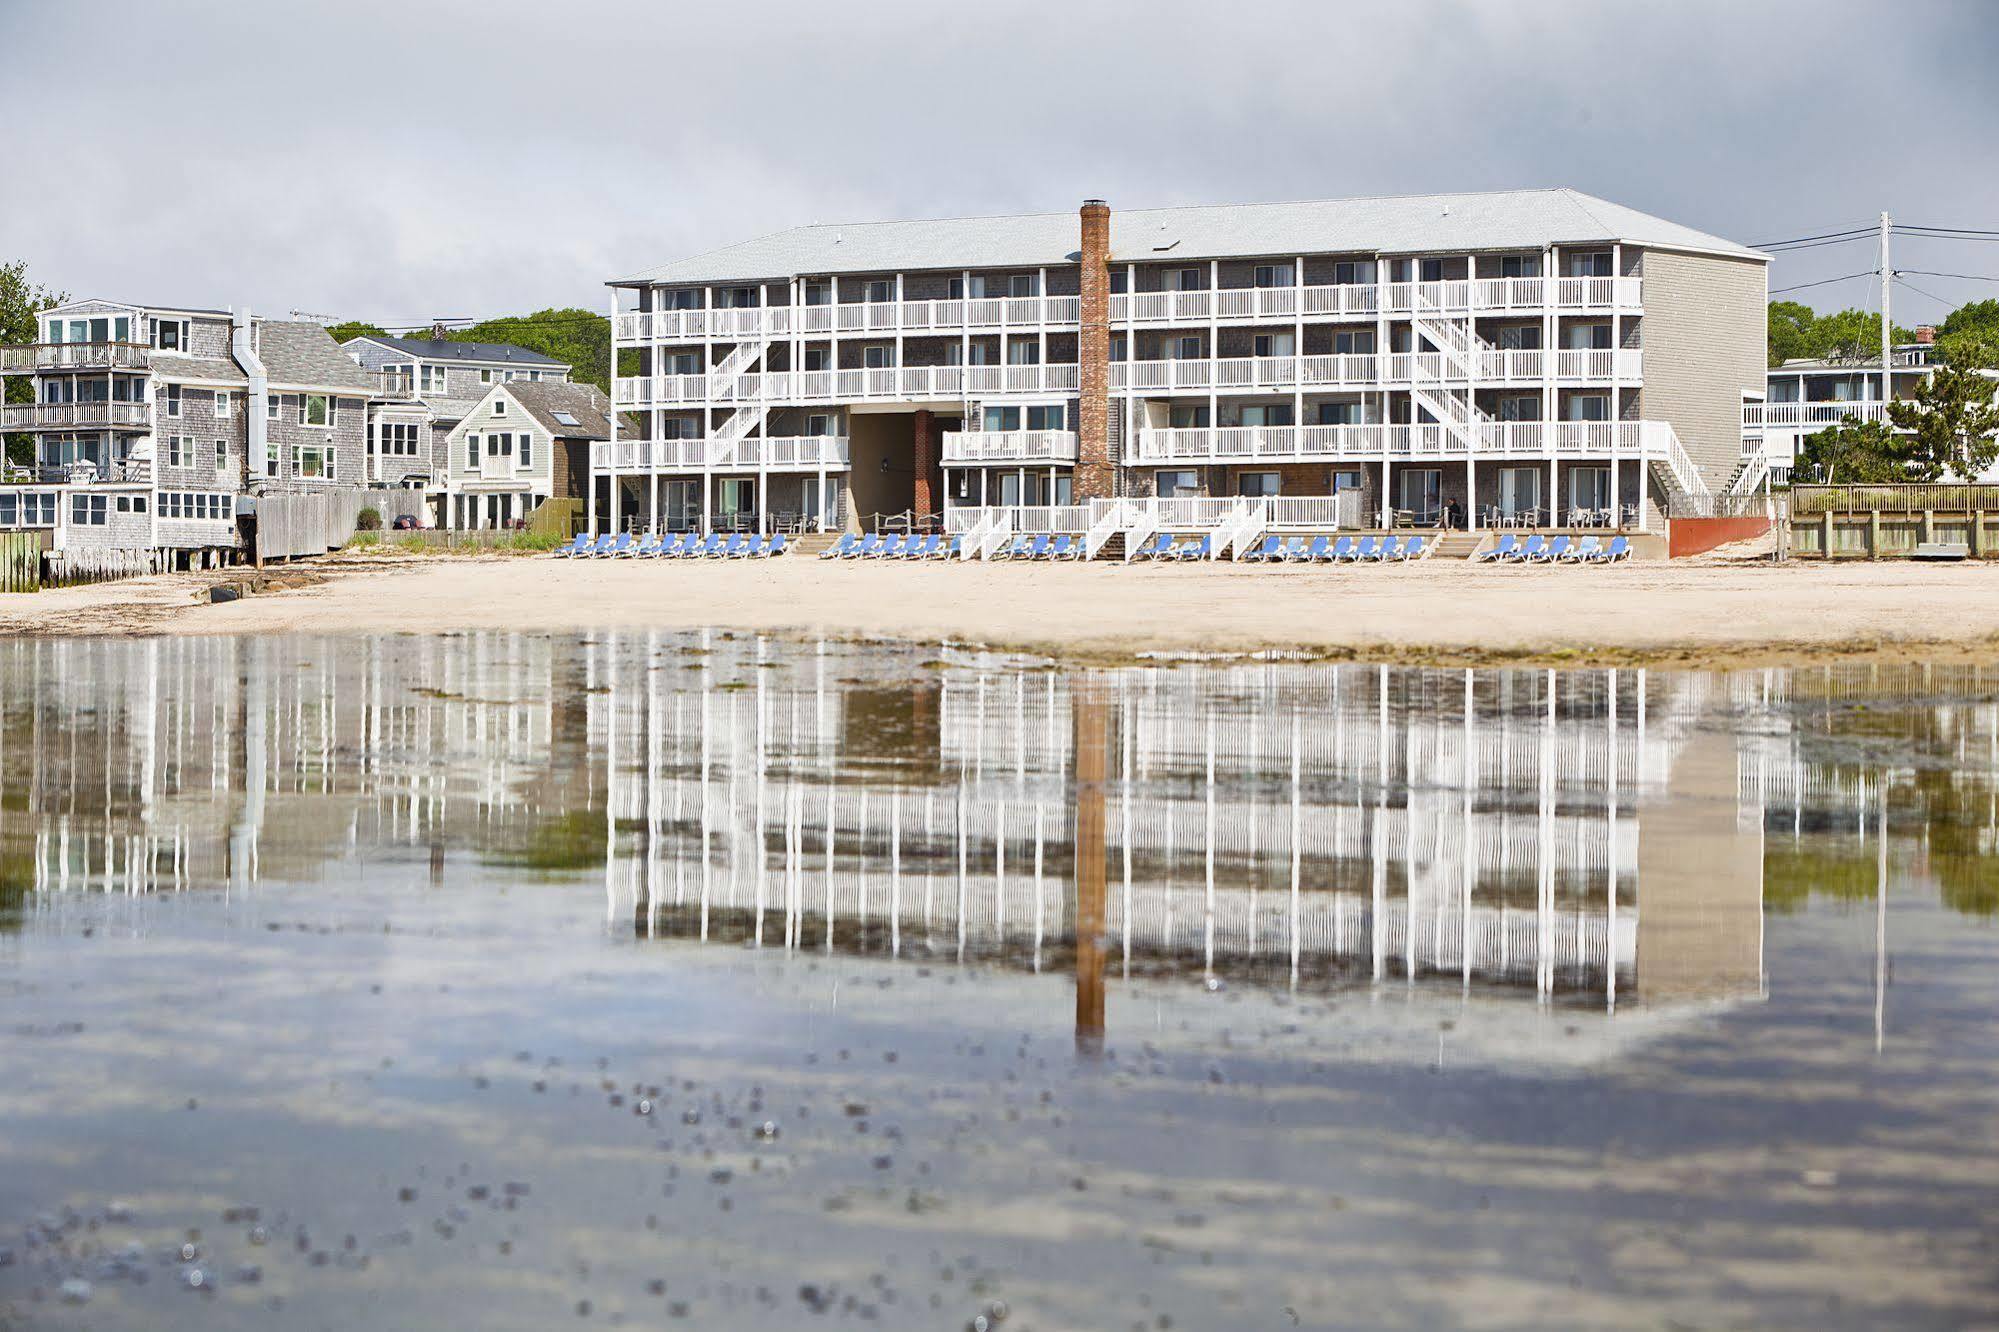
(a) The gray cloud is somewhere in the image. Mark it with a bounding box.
[3,0,1995,326]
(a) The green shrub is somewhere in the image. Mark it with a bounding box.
[356,507,382,532]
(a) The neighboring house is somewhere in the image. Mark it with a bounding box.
[439,380,615,529]
[1,301,399,567]
[343,336,571,505]
[1744,332,1999,485]
[598,189,1771,538]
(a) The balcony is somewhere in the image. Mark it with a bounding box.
[1135,420,1676,463]
[1109,349,1640,394]
[0,342,152,375]
[374,370,417,399]
[591,435,851,473]
[612,276,1641,346]
[939,430,1079,465]
[1743,401,1892,431]
[614,363,1081,409]
[0,401,150,431]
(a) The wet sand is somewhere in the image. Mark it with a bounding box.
[4,551,1999,667]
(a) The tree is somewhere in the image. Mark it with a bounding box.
[1,260,68,467]
[449,308,614,392]
[1887,335,1999,481]
[1765,302,1914,367]
[326,320,390,345]
[1939,298,1999,346]
[1767,300,1820,366]
[1794,417,1931,484]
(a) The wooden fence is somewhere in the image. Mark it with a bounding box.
[1791,484,1999,516]
[255,488,430,562]
[0,532,38,593]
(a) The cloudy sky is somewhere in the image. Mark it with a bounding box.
[4,0,1995,329]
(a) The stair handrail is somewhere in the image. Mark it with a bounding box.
[977,509,1014,560]
[1123,507,1158,563]
[1083,499,1129,561]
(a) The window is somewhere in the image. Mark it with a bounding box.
[1333,260,1374,286]
[1155,470,1200,498]
[983,406,1021,432]
[1498,467,1540,518]
[1332,329,1376,355]
[1109,334,1126,362]
[803,346,831,372]
[1026,404,1066,432]
[265,442,279,477]
[466,435,480,469]
[551,411,580,428]
[1108,269,1128,294]
[300,394,329,427]
[666,352,701,375]
[164,384,182,418]
[1169,267,1204,292]
[381,422,420,456]
[152,318,188,352]
[1497,325,1543,351]
[1317,401,1365,426]
[481,368,494,384]
[295,444,334,479]
[1006,339,1039,365]
[1239,404,1294,427]
[805,414,833,436]
[1238,472,1281,497]
[1332,468,1364,492]
[1252,332,1295,358]
[717,286,757,309]
[865,280,892,304]
[803,283,831,307]
[1565,324,1614,351]
[662,288,700,310]
[267,395,281,421]
[1169,404,1210,428]
[1399,468,1442,519]
[215,439,229,473]
[661,417,699,440]
[72,494,108,526]
[1171,335,1202,360]
[1419,258,1445,283]
[214,390,231,418]
[1570,466,1612,514]
[1565,395,1610,422]
[1007,273,1039,298]
[492,397,508,416]
[420,364,449,394]
[520,434,532,468]
[166,435,188,468]
[1498,396,1542,422]
[116,495,132,514]
[863,345,895,369]
[1501,254,1542,278]
[1253,264,1294,288]
[1565,251,1614,278]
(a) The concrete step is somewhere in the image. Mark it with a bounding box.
[1429,533,1485,560]
[790,532,844,558]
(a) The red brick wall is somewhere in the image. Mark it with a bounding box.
[1075,200,1113,499]
[913,409,936,521]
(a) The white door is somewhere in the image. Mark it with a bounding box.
[1499,467,1541,522]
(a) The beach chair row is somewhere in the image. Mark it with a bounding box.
[555,531,789,559]
[1473,534,1629,564]
[819,532,958,560]
[1130,533,1432,563]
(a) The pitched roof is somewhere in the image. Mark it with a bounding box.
[616,187,1763,285]
[499,381,618,440]
[152,353,247,384]
[364,336,568,368]
[253,320,379,392]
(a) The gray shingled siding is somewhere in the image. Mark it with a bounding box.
[263,394,368,486]
[188,317,233,359]
[370,409,434,487]
[1632,248,1767,486]
[58,491,153,551]
[152,384,248,492]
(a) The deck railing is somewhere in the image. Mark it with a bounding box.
[1134,420,1677,463]
[591,435,850,472]
[939,430,1079,464]
[615,363,1081,409]
[614,277,1641,345]
[0,342,152,374]
[1743,401,1894,429]
[0,401,149,430]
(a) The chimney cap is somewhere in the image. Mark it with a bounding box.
[1082,198,1108,208]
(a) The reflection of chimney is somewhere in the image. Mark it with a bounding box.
[1914,325,1936,345]
[1076,200,1113,500]
[1072,679,1109,1054]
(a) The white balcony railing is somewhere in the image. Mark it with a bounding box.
[1134,420,1680,463]
[0,342,152,374]
[591,435,851,473]
[0,401,150,430]
[939,430,1079,465]
[1108,349,1639,394]
[1742,401,1893,430]
[613,278,1642,346]
[615,364,1081,409]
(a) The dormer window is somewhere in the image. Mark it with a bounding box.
[419,364,448,394]
[153,318,189,352]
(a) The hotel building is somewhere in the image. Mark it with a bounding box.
[601,189,1769,542]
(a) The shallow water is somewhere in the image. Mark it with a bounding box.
[1,634,1997,1329]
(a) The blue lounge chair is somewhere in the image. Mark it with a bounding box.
[1243,535,1282,563]
[1047,534,1078,560]
[1323,536,1353,563]
[1475,534,1517,563]
[939,535,960,560]
[1293,536,1328,563]
[734,534,767,558]
[1345,535,1380,562]
[1593,535,1632,563]
[692,533,725,558]
[1130,533,1173,562]
[633,533,664,558]
[652,532,685,558]
[764,533,787,558]
[1172,535,1210,561]
[1016,534,1048,560]
[848,534,882,559]
[553,532,592,558]
[1531,535,1569,564]
[906,534,939,559]
[1506,534,1546,563]
[820,533,859,559]
[876,533,909,559]
[1399,534,1428,561]
[1272,537,1306,563]
[996,535,1033,561]
[711,534,744,558]
[1562,536,1600,563]
[600,533,635,558]
[1377,535,1404,562]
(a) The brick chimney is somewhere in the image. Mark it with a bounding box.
[1075,199,1114,500]
[1915,325,1936,345]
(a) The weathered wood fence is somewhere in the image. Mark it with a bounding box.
[1789,485,1999,558]
[0,532,39,593]
[255,489,430,562]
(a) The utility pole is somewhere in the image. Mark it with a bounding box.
[1879,211,1892,408]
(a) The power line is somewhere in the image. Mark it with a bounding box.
[1899,269,1999,285]
[1900,224,1999,237]
[1771,270,1876,295]
[1893,275,1956,309]
[1751,223,1878,248]
[1762,234,1876,256]
[1758,229,1876,252]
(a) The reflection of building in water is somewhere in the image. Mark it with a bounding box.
[0,635,603,897]
[595,639,1769,1011]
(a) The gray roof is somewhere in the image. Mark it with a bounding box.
[617,188,1763,285]
[423,396,486,424]
[153,353,247,384]
[254,320,379,392]
[501,381,618,440]
[365,336,567,369]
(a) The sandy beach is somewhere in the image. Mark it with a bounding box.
[3,550,1998,667]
